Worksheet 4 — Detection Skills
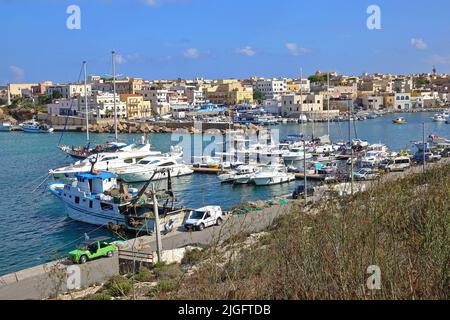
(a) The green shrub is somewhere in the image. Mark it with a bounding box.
[104,275,132,297]
[153,262,184,280]
[85,291,112,300]
[135,267,153,282]
[147,279,178,297]
[181,248,205,266]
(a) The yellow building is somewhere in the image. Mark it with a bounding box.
[120,94,152,119]
[205,81,253,105]
[382,93,395,109]
[287,80,300,93]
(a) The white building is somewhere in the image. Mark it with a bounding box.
[47,84,92,99]
[139,86,171,115]
[394,93,412,110]
[255,79,288,99]
[47,98,79,116]
[262,97,282,115]
[79,92,127,119]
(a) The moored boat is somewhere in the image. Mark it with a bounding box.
[0,122,12,132]
[19,118,54,133]
[392,117,406,124]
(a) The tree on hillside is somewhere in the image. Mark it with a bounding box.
[253,90,264,103]
[308,74,327,83]
[52,90,62,99]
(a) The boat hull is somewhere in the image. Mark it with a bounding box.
[253,175,295,186]
[118,166,193,183]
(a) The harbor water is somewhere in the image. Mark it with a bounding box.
[0,112,448,275]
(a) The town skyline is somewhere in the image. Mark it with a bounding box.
[1,0,450,85]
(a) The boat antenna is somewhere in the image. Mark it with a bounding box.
[327,72,330,140]
[112,50,118,142]
[89,154,99,174]
[83,61,90,143]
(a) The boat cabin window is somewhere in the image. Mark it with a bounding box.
[100,203,113,211]
[159,161,176,167]
[101,157,118,162]
[89,200,93,208]
[124,158,133,164]
[75,196,80,204]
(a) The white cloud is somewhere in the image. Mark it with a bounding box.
[184,48,199,59]
[9,65,25,81]
[235,46,256,57]
[411,38,428,50]
[285,43,310,56]
[430,54,450,65]
[115,54,126,64]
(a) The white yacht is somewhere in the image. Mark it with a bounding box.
[432,114,446,122]
[253,165,296,186]
[281,145,313,162]
[113,155,193,183]
[232,165,260,185]
[49,143,158,180]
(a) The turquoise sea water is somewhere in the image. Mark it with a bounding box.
[0,112,448,275]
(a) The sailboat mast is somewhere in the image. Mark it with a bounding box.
[300,68,303,134]
[327,72,330,139]
[112,50,118,142]
[83,61,89,142]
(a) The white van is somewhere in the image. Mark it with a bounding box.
[184,206,223,231]
[380,156,411,172]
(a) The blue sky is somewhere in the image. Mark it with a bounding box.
[1,0,449,84]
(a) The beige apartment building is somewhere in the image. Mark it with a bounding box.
[281,93,324,117]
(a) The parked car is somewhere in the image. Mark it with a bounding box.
[440,147,450,158]
[292,185,315,199]
[68,237,117,264]
[379,156,411,172]
[184,206,223,231]
[353,168,380,181]
[413,152,442,163]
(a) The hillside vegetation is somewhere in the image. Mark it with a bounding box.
[168,164,450,300]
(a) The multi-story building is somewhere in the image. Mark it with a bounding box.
[79,92,127,119]
[281,93,324,117]
[393,78,414,93]
[46,84,92,99]
[255,78,287,99]
[287,78,310,94]
[205,80,253,105]
[47,98,79,116]
[394,93,412,110]
[31,81,53,96]
[7,83,38,98]
[139,85,171,115]
[361,94,384,110]
[120,94,152,119]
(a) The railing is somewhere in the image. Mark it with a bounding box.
[118,249,154,263]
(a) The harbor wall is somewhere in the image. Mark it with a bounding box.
[0,255,119,300]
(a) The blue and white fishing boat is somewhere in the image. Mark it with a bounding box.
[0,122,12,132]
[19,118,54,133]
[48,171,137,226]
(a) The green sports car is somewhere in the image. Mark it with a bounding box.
[69,236,117,264]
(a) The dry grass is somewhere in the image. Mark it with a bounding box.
[169,163,450,300]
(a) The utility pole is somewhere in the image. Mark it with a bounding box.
[83,61,89,142]
[151,184,163,262]
[303,139,307,206]
[349,100,354,195]
[112,50,118,142]
[422,122,426,174]
[327,72,330,138]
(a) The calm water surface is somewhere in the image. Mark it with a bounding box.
[0,112,448,275]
